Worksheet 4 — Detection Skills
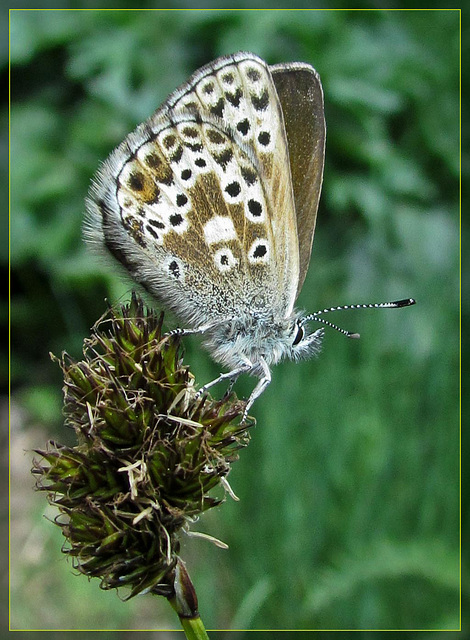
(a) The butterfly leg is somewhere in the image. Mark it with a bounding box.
[242,357,271,422]
[165,320,223,339]
[194,360,252,402]
[221,376,238,401]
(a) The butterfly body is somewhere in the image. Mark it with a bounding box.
[202,311,323,371]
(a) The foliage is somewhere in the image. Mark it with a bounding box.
[10,8,460,634]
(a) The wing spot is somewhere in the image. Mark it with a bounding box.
[246,67,261,81]
[213,149,233,169]
[146,225,159,240]
[170,213,184,227]
[162,134,177,149]
[182,126,199,138]
[210,98,225,118]
[225,181,241,198]
[144,152,162,168]
[251,89,269,112]
[248,239,269,263]
[214,247,238,272]
[222,72,234,84]
[225,88,242,108]
[258,131,270,146]
[168,260,182,279]
[241,167,257,185]
[183,101,199,112]
[138,155,173,186]
[170,146,183,163]
[206,128,226,145]
[125,171,162,201]
[202,82,214,95]
[236,119,250,135]
[185,142,203,152]
[127,172,145,191]
[124,216,146,248]
[248,199,263,217]
[148,219,165,229]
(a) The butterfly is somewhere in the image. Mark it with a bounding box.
[84,52,415,420]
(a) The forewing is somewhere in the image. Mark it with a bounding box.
[270,62,326,299]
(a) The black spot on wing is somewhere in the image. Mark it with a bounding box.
[251,89,269,112]
[237,119,250,136]
[225,181,241,197]
[248,199,262,217]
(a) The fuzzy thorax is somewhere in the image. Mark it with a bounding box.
[203,310,324,372]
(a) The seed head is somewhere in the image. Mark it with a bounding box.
[33,293,253,599]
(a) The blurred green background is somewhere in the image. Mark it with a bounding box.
[9,7,461,636]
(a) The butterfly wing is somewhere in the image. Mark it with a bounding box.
[167,52,300,316]
[270,62,326,299]
[85,52,300,327]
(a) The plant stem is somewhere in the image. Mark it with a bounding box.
[168,600,210,640]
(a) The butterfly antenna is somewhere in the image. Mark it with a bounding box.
[302,298,416,339]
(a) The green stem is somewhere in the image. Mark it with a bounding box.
[170,600,209,640]
[169,599,210,640]
[180,615,210,640]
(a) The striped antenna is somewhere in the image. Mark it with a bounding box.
[301,298,416,338]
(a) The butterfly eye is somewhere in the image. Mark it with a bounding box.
[292,323,305,346]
